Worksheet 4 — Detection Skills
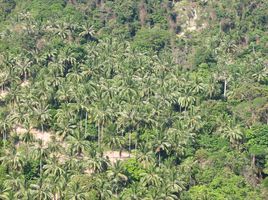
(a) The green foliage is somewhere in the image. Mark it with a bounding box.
[0,165,7,187]
[0,0,267,198]
[0,0,16,19]
[230,84,268,101]
[246,125,268,156]
[122,158,145,181]
[113,0,138,24]
[232,96,268,125]
[263,177,268,188]
[192,47,216,68]
[185,171,262,200]
[197,134,229,152]
[23,160,39,181]
[132,27,171,52]
[24,0,66,20]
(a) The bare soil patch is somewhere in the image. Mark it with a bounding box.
[103,151,132,163]
[21,81,30,87]
[0,90,8,99]
[15,125,52,145]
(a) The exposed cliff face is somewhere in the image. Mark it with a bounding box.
[174,1,207,37]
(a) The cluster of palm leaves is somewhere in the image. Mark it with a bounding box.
[0,37,250,200]
[0,0,267,198]
[0,21,227,199]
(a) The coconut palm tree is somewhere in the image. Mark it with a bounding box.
[4,173,24,194]
[6,86,21,109]
[165,167,185,195]
[15,56,33,82]
[56,119,76,141]
[0,186,10,200]
[79,23,95,41]
[221,124,244,148]
[31,140,49,177]
[252,67,268,83]
[0,147,25,171]
[47,174,67,200]
[137,148,155,168]
[90,104,113,149]
[58,47,77,69]
[30,178,53,200]
[0,71,9,93]
[43,155,66,181]
[107,161,129,196]
[178,88,196,111]
[67,130,90,157]
[190,75,205,95]
[153,132,171,166]
[159,185,179,200]
[65,181,88,200]
[120,182,145,200]
[214,54,234,99]
[87,155,109,173]
[105,135,124,156]
[31,102,51,134]
[205,76,219,99]
[15,178,32,199]
[64,155,85,175]
[54,22,71,40]
[140,166,162,187]
[93,177,113,200]
[0,117,11,148]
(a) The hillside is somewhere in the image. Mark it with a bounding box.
[0,0,268,199]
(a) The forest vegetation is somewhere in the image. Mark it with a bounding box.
[0,0,267,199]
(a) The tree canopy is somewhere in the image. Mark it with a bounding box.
[0,0,267,199]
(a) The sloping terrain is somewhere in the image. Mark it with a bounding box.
[0,0,267,199]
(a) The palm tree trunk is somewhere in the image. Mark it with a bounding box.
[135,137,138,151]
[3,132,6,148]
[79,111,82,132]
[223,79,227,98]
[41,124,44,134]
[251,154,255,168]
[85,111,88,135]
[100,120,104,149]
[128,133,131,157]
[40,156,43,176]
[98,121,101,148]
[24,71,27,82]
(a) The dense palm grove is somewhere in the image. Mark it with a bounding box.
[0,0,267,199]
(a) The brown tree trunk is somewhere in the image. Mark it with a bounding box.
[24,71,27,82]
[139,1,147,27]
[251,154,255,168]
[98,121,101,148]
[223,79,227,98]
[128,133,131,157]
[85,111,88,135]
[68,0,77,5]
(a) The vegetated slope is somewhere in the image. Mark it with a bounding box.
[0,0,267,199]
